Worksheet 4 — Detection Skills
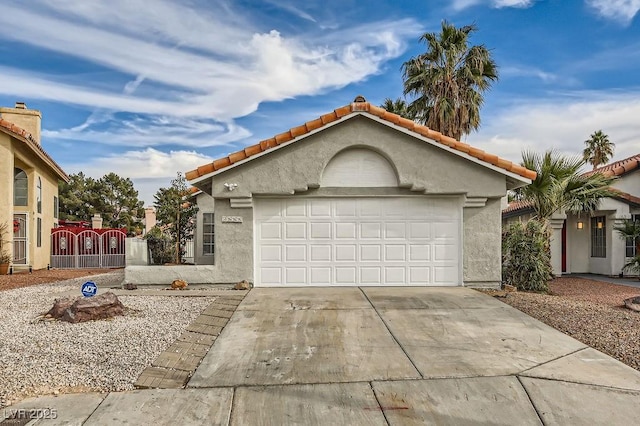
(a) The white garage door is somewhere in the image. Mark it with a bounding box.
[254,197,461,287]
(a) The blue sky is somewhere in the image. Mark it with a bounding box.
[1,0,639,206]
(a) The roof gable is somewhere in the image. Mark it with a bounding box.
[186,97,536,185]
[0,118,69,182]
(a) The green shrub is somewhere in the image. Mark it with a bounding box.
[502,220,553,292]
[144,226,176,265]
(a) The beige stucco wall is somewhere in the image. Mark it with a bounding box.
[0,131,61,270]
[186,116,515,287]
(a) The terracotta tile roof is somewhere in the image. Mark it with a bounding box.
[0,118,69,182]
[185,97,537,182]
[502,188,640,217]
[582,154,640,178]
[503,199,533,214]
[611,189,640,207]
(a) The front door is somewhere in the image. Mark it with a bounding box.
[13,213,28,265]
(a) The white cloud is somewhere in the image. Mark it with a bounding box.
[586,0,640,24]
[469,91,640,166]
[451,0,533,10]
[65,148,216,205]
[0,1,421,148]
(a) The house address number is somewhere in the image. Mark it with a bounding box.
[222,216,243,223]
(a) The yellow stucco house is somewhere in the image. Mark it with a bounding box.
[0,102,69,271]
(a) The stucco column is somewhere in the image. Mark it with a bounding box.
[549,213,566,277]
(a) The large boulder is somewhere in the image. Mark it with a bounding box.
[46,292,125,323]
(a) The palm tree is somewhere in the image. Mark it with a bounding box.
[514,150,617,221]
[380,97,415,119]
[583,130,615,169]
[402,21,498,140]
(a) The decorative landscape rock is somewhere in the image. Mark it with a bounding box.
[46,292,125,323]
[623,296,640,312]
[123,283,138,290]
[171,279,188,290]
[234,280,251,290]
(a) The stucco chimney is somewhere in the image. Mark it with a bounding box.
[144,207,157,234]
[0,102,42,144]
[91,213,103,230]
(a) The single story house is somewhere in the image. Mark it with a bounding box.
[503,154,640,276]
[0,102,69,271]
[185,96,535,288]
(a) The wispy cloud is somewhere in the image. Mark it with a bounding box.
[470,90,640,165]
[586,0,640,25]
[500,66,560,83]
[0,0,421,148]
[264,0,317,23]
[450,0,534,10]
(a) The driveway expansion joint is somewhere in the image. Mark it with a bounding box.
[134,293,248,389]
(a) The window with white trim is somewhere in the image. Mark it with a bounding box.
[591,216,606,258]
[202,213,214,259]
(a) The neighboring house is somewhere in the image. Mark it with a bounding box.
[185,96,535,288]
[503,154,640,277]
[0,102,69,270]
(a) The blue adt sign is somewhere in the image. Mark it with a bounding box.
[81,281,98,297]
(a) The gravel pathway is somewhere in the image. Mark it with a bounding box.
[0,272,213,407]
[499,277,640,372]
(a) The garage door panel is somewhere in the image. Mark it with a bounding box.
[385,222,406,239]
[286,268,306,284]
[385,267,406,284]
[360,222,382,239]
[409,266,430,284]
[335,200,357,217]
[336,222,357,239]
[309,199,332,217]
[310,245,331,262]
[335,245,357,262]
[409,245,430,261]
[284,200,306,217]
[285,222,306,239]
[285,245,306,262]
[361,267,382,284]
[255,197,460,287]
[310,222,332,239]
[360,245,382,261]
[336,267,357,284]
[261,245,282,262]
[310,267,331,284]
[261,222,282,239]
[434,244,457,261]
[261,267,282,284]
[384,245,406,261]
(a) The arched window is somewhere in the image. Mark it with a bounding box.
[37,177,42,213]
[321,148,398,187]
[14,168,28,206]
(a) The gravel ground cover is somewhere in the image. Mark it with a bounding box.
[0,271,213,407]
[498,277,640,372]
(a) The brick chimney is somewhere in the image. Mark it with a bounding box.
[0,102,42,144]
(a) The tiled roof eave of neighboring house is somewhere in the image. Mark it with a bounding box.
[185,98,537,184]
[0,118,69,182]
[582,154,640,178]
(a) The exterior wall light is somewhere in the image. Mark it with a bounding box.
[597,221,603,229]
[224,183,238,191]
[577,221,584,230]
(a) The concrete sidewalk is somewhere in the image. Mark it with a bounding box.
[4,287,640,425]
[568,273,640,289]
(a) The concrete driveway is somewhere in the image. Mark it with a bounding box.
[6,287,640,425]
[185,287,640,424]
